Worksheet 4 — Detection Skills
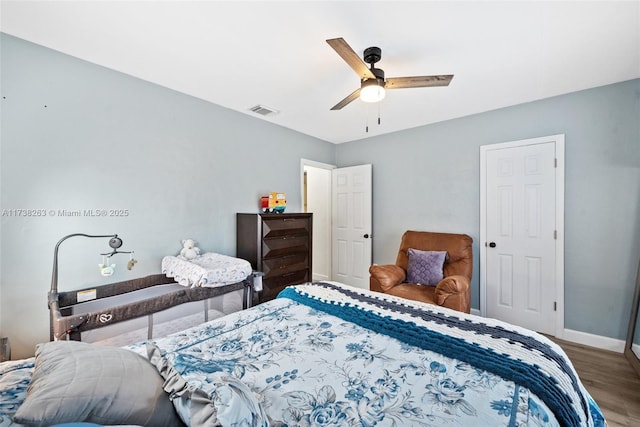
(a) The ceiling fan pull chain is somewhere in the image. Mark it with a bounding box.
[365,105,369,132]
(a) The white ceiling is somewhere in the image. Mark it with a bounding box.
[1,1,639,144]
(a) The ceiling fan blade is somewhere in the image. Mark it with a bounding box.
[385,75,454,89]
[330,88,361,110]
[326,38,375,80]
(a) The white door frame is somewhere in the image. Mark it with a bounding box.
[479,134,565,338]
[301,159,336,281]
[301,160,373,288]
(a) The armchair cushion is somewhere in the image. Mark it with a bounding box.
[406,249,447,286]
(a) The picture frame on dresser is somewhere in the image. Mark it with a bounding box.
[236,212,312,303]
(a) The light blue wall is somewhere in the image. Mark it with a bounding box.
[337,79,640,341]
[2,32,639,358]
[0,34,335,358]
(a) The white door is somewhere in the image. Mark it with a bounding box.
[332,164,373,289]
[480,135,564,336]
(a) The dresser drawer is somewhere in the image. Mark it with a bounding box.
[262,269,309,301]
[262,217,311,239]
[262,235,309,259]
[262,253,309,278]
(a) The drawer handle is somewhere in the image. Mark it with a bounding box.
[283,218,295,222]
[283,272,296,277]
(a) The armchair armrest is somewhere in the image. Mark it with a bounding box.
[435,275,471,313]
[369,264,406,292]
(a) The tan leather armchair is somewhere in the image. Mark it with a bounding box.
[369,230,473,313]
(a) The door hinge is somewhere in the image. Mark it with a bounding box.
[554,230,557,240]
[554,158,557,168]
[553,301,557,311]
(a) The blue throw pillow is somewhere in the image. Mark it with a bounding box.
[406,249,447,286]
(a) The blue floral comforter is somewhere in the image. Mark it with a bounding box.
[145,281,605,427]
[0,359,33,427]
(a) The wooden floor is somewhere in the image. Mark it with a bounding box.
[552,337,640,427]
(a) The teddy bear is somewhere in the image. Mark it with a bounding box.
[178,238,201,261]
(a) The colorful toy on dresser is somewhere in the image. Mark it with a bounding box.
[260,192,286,213]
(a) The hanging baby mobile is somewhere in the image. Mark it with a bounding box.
[98,236,137,276]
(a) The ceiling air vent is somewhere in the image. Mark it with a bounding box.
[249,104,279,116]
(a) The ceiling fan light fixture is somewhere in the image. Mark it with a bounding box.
[360,78,386,103]
[327,38,453,111]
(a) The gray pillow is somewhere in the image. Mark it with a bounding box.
[13,341,183,427]
[406,248,447,286]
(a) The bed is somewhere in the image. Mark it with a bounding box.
[1,281,605,427]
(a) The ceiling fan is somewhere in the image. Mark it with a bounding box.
[327,37,453,111]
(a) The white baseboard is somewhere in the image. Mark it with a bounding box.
[560,328,625,353]
[471,308,481,316]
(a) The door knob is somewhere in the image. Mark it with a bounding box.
[488,242,496,248]
[363,234,371,239]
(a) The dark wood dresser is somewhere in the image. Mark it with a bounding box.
[236,213,312,303]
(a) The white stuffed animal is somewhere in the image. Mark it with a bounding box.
[178,238,201,261]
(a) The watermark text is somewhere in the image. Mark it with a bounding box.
[1,208,129,217]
